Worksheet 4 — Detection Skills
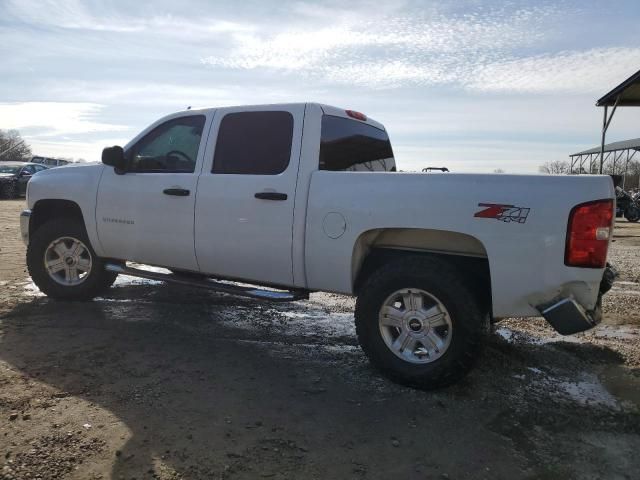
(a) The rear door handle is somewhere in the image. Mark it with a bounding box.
[254,192,288,201]
[163,188,190,196]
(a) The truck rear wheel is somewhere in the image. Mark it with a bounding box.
[355,256,487,390]
[27,219,118,300]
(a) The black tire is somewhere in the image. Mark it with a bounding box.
[27,219,118,300]
[355,256,488,390]
[624,206,640,223]
[0,181,18,199]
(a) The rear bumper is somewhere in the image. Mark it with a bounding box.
[20,209,30,245]
[537,263,616,335]
[540,297,601,335]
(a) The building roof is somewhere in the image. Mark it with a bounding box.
[571,138,640,156]
[596,68,640,107]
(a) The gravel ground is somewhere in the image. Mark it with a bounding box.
[0,200,639,480]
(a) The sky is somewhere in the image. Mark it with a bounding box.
[1,0,639,172]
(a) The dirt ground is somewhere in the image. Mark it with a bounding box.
[0,198,639,480]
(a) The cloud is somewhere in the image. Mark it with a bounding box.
[199,4,640,94]
[27,137,129,161]
[3,0,143,32]
[467,47,640,93]
[0,102,126,136]
[2,0,255,35]
[200,4,557,89]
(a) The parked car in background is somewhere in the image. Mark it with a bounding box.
[0,162,48,198]
[31,156,72,168]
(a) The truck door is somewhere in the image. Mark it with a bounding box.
[96,113,210,271]
[195,105,305,286]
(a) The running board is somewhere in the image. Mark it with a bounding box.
[104,263,309,302]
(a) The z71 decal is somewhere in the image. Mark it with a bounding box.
[474,203,530,224]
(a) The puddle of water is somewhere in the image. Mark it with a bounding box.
[556,376,619,409]
[217,303,356,339]
[598,365,640,410]
[22,281,44,297]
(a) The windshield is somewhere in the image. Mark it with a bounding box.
[0,165,21,174]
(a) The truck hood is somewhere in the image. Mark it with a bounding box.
[26,163,105,209]
[34,162,103,178]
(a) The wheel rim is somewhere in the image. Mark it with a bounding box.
[43,236,92,286]
[378,288,453,364]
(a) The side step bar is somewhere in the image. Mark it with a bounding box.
[105,263,309,303]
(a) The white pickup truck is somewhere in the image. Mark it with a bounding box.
[20,103,616,389]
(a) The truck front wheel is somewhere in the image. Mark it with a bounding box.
[355,256,487,390]
[27,219,118,300]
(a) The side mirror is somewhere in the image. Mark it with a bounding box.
[19,172,32,177]
[102,146,127,173]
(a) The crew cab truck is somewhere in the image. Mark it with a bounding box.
[21,103,616,389]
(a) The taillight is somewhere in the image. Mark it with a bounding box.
[565,199,613,268]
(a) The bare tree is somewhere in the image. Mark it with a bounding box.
[625,160,640,176]
[0,130,32,162]
[538,160,570,174]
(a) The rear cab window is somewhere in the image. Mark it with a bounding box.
[319,115,396,172]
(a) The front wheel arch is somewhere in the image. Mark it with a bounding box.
[30,199,86,238]
[27,218,117,300]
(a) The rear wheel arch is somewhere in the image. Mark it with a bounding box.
[352,228,492,316]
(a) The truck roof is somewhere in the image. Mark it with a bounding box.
[182,103,386,131]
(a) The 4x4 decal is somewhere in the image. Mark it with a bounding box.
[474,203,530,224]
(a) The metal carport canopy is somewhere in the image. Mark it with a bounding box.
[572,138,640,156]
[597,68,640,106]
[595,67,640,173]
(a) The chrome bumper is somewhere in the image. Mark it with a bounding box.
[20,209,31,245]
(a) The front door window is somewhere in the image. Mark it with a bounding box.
[128,115,206,173]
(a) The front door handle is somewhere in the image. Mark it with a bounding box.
[255,192,288,201]
[163,188,190,196]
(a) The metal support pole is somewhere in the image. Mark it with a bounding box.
[600,96,620,174]
[623,150,629,189]
[600,108,607,173]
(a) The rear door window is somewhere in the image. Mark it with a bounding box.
[212,111,294,175]
[320,115,395,172]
